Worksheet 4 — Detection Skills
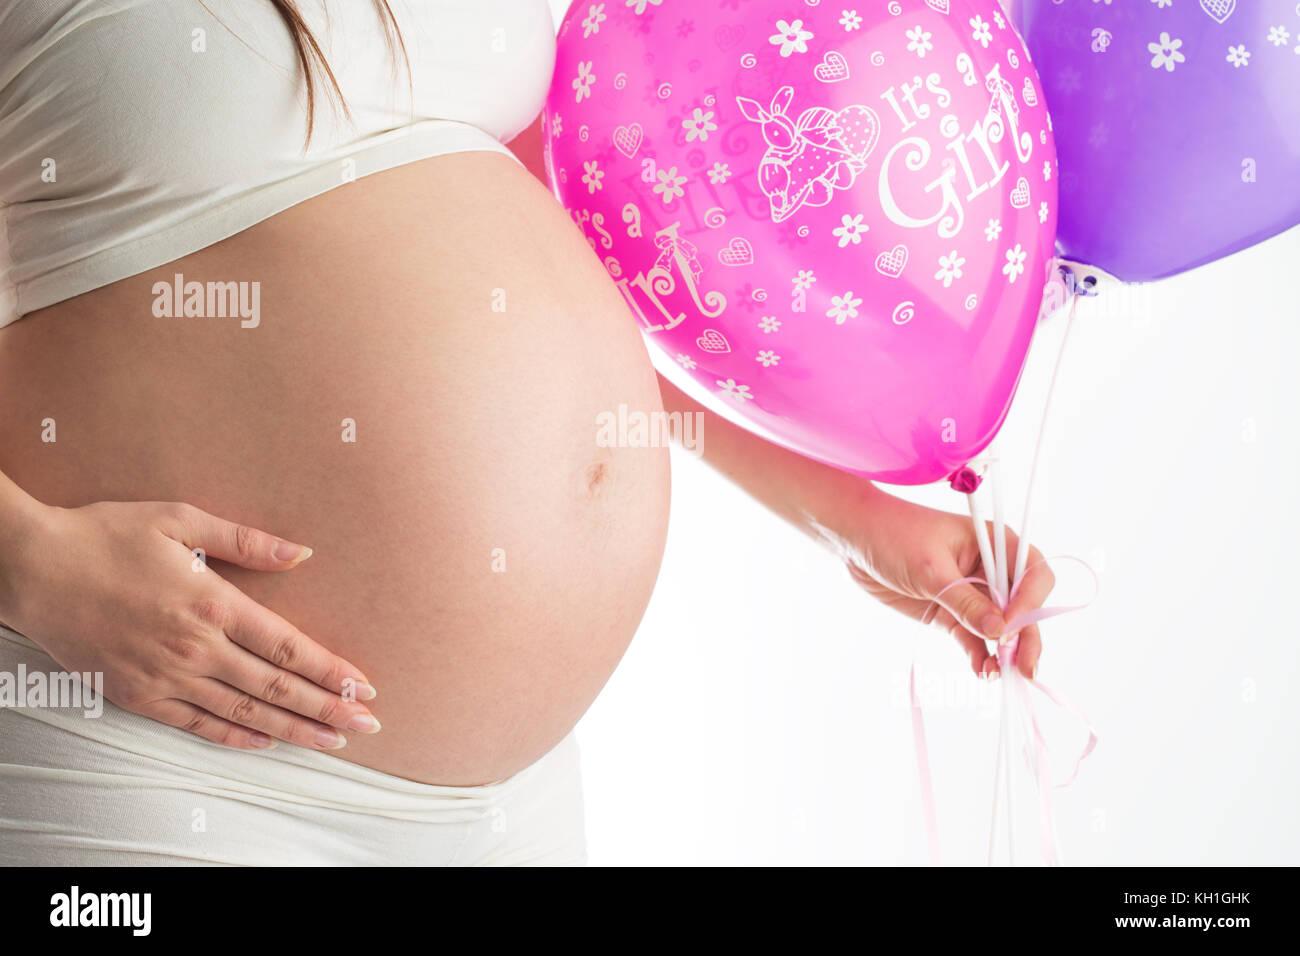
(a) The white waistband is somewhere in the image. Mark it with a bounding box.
[0,623,560,824]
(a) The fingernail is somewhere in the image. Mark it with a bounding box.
[353,682,377,702]
[315,729,347,750]
[347,714,381,734]
[988,669,1000,682]
[1030,662,1039,681]
[250,733,276,749]
[980,613,1005,640]
[274,541,312,563]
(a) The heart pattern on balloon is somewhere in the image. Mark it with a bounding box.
[612,124,644,158]
[696,329,731,353]
[1010,177,1031,208]
[874,244,909,278]
[814,51,850,83]
[718,238,755,266]
[925,0,951,13]
[1198,0,1235,24]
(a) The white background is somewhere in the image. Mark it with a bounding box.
[548,0,1300,866]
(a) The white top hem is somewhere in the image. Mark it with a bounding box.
[2,118,519,328]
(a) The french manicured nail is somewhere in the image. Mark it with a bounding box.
[981,613,1006,640]
[250,733,276,749]
[347,714,381,734]
[316,729,346,750]
[1030,662,1039,681]
[274,541,312,563]
[353,682,377,702]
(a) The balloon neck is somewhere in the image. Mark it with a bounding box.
[1058,263,1098,298]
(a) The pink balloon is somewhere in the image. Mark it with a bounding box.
[545,0,1057,484]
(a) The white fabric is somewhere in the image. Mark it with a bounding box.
[0,626,586,865]
[0,0,556,326]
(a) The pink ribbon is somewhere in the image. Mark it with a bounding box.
[910,557,1098,866]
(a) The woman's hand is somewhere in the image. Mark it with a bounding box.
[836,488,1055,680]
[0,499,380,751]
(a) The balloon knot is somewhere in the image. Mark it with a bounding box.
[949,466,982,494]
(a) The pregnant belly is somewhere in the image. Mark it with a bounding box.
[0,151,670,785]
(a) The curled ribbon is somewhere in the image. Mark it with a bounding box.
[910,556,1099,866]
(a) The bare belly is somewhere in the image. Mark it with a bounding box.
[0,151,670,785]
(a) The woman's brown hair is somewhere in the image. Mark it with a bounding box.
[266,0,411,145]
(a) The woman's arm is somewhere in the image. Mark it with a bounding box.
[507,116,549,186]
[0,468,382,748]
[506,117,1052,677]
[656,375,1054,679]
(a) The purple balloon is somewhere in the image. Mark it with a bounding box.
[1019,0,1300,281]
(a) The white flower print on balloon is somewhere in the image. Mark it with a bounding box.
[985,218,1002,242]
[793,270,817,290]
[1043,160,1052,182]
[1002,244,1027,283]
[1038,202,1049,224]
[1149,33,1186,72]
[756,350,781,367]
[832,214,868,247]
[770,19,814,57]
[1225,45,1250,67]
[677,353,697,370]
[970,16,992,49]
[1267,26,1290,47]
[683,108,718,142]
[934,250,965,287]
[716,378,754,402]
[653,166,687,204]
[582,4,606,38]
[582,160,604,193]
[827,291,863,324]
[573,61,595,101]
[1151,0,1172,8]
[626,0,662,15]
[708,162,732,185]
[551,113,563,137]
[906,26,933,59]
[840,10,863,32]
[758,315,782,333]
[993,10,1006,30]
